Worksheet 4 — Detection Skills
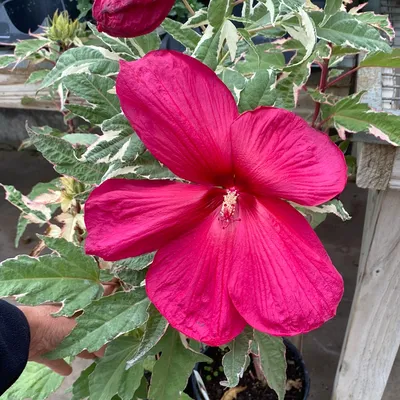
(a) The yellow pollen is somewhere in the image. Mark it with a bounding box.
[219,189,239,224]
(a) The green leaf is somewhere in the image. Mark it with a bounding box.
[312,11,392,53]
[115,252,155,271]
[104,151,176,181]
[282,9,317,64]
[275,62,311,110]
[0,237,102,316]
[77,0,93,18]
[63,74,120,125]
[0,362,64,400]
[13,178,61,246]
[28,179,60,201]
[329,45,360,66]
[40,46,120,90]
[193,25,223,70]
[134,376,149,399]
[71,363,96,400]
[1,184,51,224]
[26,69,50,84]
[15,214,30,247]
[219,68,246,104]
[27,126,108,184]
[262,0,280,24]
[82,114,144,164]
[360,48,400,68]
[238,69,276,112]
[87,23,138,61]
[328,68,343,80]
[279,0,305,12]
[63,133,99,146]
[221,329,252,387]
[128,32,161,57]
[321,92,400,145]
[162,18,201,51]
[183,8,208,28]
[221,20,239,62]
[235,42,285,74]
[126,305,168,369]
[321,0,343,25]
[243,2,284,35]
[15,39,50,61]
[294,199,351,228]
[208,0,231,28]
[116,268,147,288]
[353,11,394,40]
[47,289,150,359]
[307,88,338,105]
[148,328,210,400]
[0,55,16,68]
[253,331,287,400]
[89,336,144,400]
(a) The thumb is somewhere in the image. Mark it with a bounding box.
[38,358,73,376]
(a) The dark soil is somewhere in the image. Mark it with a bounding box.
[196,345,305,400]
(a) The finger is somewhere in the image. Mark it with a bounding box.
[39,358,73,376]
[93,344,107,358]
[102,282,118,296]
[77,350,97,360]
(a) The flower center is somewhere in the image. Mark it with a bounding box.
[219,189,239,227]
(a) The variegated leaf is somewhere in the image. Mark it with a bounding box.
[82,113,145,164]
[63,74,120,125]
[40,46,120,89]
[162,18,201,51]
[312,11,392,53]
[321,92,400,145]
[0,237,102,316]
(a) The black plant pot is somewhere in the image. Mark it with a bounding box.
[190,339,310,400]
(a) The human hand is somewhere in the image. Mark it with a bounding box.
[19,283,116,376]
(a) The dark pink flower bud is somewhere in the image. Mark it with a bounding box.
[93,0,175,38]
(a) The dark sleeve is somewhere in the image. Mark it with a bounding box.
[0,300,30,395]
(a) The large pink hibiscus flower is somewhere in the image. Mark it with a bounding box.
[85,51,347,346]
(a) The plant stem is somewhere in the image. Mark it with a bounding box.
[252,354,267,384]
[181,0,195,16]
[311,58,330,128]
[325,66,360,89]
[182,0,206,31]
[316,115,334,131]
[248,23,277,34]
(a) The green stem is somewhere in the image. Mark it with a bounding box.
[248,23,279,34]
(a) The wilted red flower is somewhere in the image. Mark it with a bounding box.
[93,0,175,38]
[85,51,347,346]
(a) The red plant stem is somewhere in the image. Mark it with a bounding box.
[252,354,267,384]
[311,58,330,128]
[316,115,334,131]
[325,66,361,89]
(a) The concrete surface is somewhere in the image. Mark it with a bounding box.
[0,148,399,400]
[0,109,65,146]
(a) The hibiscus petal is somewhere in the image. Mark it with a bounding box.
[146,211,247,346]
[85,179,221,261]
[231,107,347,206]
[117,51,239,186]
[228,195,344,336]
